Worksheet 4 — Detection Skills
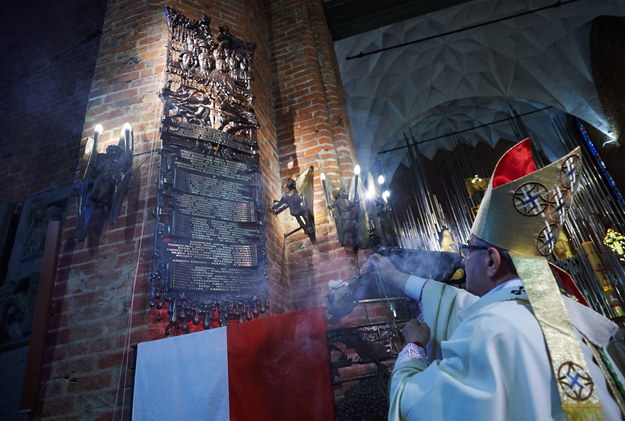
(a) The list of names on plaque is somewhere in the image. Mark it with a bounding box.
[171,262,260,293]
[172,212,258,242]
[174,167,252,202]
[165,121,257,153]
[154,137,266,299]
[174,193,256,223]
[166,241,257,267]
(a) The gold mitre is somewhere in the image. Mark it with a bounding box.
[470,138,582,257]
[471,139,605,419]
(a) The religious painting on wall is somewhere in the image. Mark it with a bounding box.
[151,7,268,330]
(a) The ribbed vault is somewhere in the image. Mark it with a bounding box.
[334,0,625,176]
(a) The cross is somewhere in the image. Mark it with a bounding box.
[550,187,567,219]
[566,162,577,181]
[543,222,557,247]
[566,372,584,390]
[520,186,541,210]
[565,371,591,397]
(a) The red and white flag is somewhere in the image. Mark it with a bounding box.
[133,307,334,421]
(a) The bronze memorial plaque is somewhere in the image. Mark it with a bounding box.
[151,7,267,329]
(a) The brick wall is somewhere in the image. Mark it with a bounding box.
[5,2,625,419]
[0,0,360,419]
[34,1,277,419]
[41,2,167,418]
[265,0,361,312]
[0,2,108,420]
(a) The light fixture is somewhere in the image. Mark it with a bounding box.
[602,130,619,147]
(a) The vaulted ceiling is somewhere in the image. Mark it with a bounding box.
[326,0,625,178]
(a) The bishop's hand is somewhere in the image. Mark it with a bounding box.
[362,253,410,291]
[402,319,430,345]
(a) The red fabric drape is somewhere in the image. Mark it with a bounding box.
[227,307,334,421]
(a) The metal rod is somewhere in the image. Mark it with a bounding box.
[346,0,580,60]
[379,107,553,155]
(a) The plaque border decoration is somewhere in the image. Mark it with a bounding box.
[150,7,268,331]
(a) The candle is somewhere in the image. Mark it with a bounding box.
[121,122,133,151]
[353,164,360,200]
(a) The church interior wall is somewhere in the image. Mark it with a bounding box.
[0,1,109,419]
[264,0,362,312]
[1,0,362,418]
[0,1,624,420]
[0,1,108,204]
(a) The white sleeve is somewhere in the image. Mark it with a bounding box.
[404,275,429,302]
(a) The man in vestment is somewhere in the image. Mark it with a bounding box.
[366,139,624,420]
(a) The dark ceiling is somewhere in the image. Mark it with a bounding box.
[323,0,475,40]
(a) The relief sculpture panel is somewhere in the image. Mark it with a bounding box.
[151,7,267,331]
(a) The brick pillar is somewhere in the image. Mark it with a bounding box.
[40,1,280,419]
[38,0,358,418]
[265,0,360,312]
